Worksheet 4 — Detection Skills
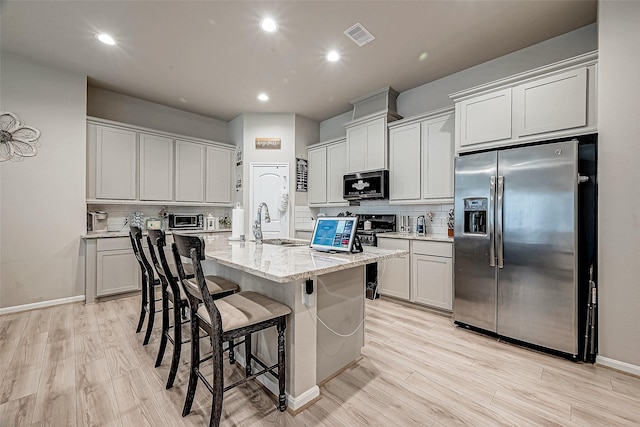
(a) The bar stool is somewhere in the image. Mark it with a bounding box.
[130,225,159,345]
[172,234,291,427]
[146,229,238,389]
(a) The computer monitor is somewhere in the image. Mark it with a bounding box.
[310,216,359,253]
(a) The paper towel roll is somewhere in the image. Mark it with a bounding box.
[231,203,245,239]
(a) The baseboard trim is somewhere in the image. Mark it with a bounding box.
[0,295,85,315]
[596,356,640,377]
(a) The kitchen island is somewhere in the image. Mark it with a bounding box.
[196,233,407,412]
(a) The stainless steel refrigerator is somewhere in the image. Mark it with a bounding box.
[453,139,595,357]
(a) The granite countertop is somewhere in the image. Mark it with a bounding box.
[81,229,232,239]
[200,234,408,283]
[377,232,454,242]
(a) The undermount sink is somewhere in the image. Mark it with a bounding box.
[262,238,308,247]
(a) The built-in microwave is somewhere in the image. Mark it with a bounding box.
[343,169,389,200]
[168,213,204,229]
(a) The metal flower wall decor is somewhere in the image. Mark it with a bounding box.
[0,112,42,162]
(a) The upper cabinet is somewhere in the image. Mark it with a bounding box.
[307,138,348,207]
[450,52,597,154]
[388,108,455,204]
[92,125,137,200]
[343,87,402,173]
[139,133,173,201]
[87,118,234,206]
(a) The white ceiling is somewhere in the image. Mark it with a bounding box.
[0,1,597,122]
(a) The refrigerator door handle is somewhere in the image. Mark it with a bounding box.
[489,176,496,267]
[497,176,504,268]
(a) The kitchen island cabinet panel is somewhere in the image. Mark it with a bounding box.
[139,133,173,201]
[96,249,140,297]
[94,125,137,200]
[175,140,205,202]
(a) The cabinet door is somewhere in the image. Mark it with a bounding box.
[389,123,421,201]
[411,254,452,310]
[205,146,232,204]
[377,238,410,300]
[96,249,140,297]
[346,124,366,173]
[458,88,512,147]
[175,140,205,202]
[423,114,455,199]
[514,67,588,137]
[139,133,173,201]
[96,126,137,199]
[308,146,327,205]
[327,141,346,203]
[365,118,386,171]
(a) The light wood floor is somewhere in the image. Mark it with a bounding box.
[1,294,639,426]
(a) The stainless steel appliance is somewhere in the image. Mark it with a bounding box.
[454,138,597,358]
[168,213,204,229]
[416,215,426,235]
[343,170,389,200]
[87,211,108,233]
[354,214,397,300]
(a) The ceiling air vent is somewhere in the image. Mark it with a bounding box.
[344,23,375,47]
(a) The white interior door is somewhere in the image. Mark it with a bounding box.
[249,163,289,239]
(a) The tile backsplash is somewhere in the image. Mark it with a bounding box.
[87,204,231,232]
[311,201,454,235]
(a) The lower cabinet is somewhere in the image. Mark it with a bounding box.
[86,235,176,301]
[377,238,410,300]
[377,237,453,311]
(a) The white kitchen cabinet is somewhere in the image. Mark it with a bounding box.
[389,123,421,201]
[388,108,454,203]
[205,145,233,204]
[422,114,455,199]
[95,237,141,297]
[451,52,597,154]
[139,133,173,201]
[94,125,137,200]
[345,116,387,173]
[175,140,205,202]
[307,138,347,207]
[308,145,328,205]
[457,88,512,149]
[411,240,453,310]
[327,142,347,203]
[513,67,588,137]
[377,238,410,300]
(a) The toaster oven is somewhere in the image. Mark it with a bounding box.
[168,213,204,229]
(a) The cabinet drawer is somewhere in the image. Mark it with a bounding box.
[377,238,410,251]
[412,240,452,257]
[97,237,133,251]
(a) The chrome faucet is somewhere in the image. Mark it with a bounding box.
[253,202,271,244]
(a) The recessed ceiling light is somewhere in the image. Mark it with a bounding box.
[327,51,340,62]
[261,18,277,33]
[96,33,116,46]
[258,93,269,102]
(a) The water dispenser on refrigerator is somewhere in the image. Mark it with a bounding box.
[464,198,487,234]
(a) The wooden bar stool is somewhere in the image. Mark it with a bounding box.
[147,229,238,389]
[130,225,159,345]
[172,234,291,427]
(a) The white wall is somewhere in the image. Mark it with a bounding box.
[597,1,640,370]
[87,86,229,143]
[0,53,87,308]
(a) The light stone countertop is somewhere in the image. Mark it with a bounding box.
[200,234,409,283]
[81,229,231,239]
[377,232,454,242]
